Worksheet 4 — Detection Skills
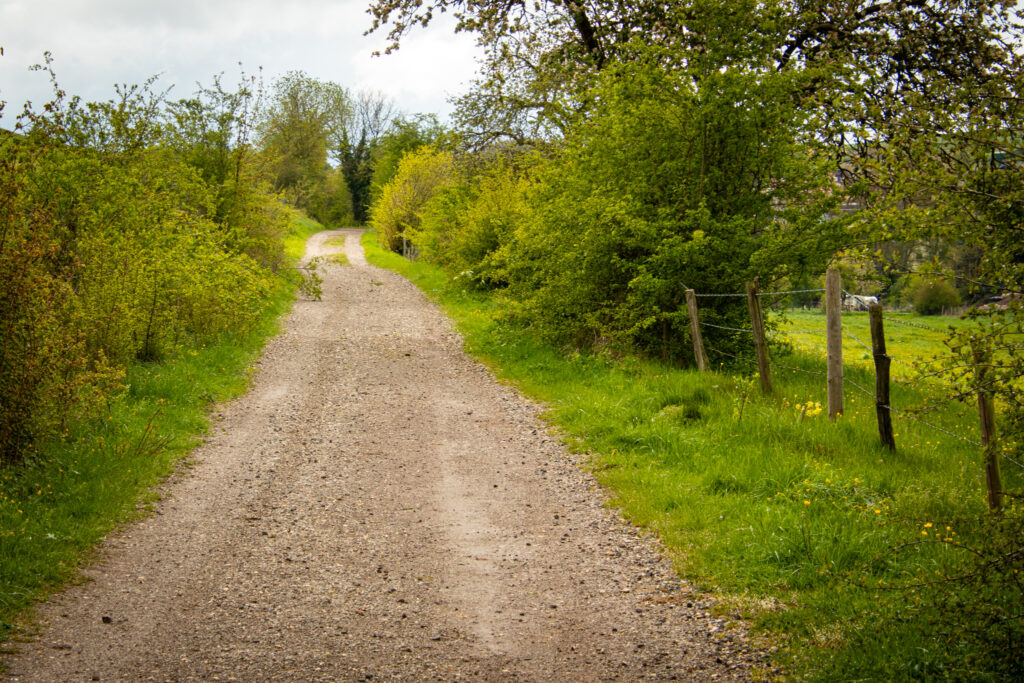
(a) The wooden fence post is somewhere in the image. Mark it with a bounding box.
[746,279,772,394]
[869,304,896,450]
[685,289,710,372]
[975,346,1003,511]
[825,268,844,419]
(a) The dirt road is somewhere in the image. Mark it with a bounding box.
[3,230,756,681]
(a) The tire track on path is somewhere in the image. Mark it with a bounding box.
[3,229,758,681]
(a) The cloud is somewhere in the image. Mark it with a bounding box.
[0,0,481,121]
[349,14,479,114]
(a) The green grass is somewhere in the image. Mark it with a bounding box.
[324,243,351,267]
[363,231,1024,680]
[781,309,977,382]
[283,210,323,263]
[0,212,324,640]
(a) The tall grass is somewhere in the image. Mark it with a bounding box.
[0,212,323,639]
[364,231,1023,680]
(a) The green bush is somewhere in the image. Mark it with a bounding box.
[905,275,961,315]
[489,56,843,358]
[0,75,278,465]
[370,146,455,253]
[306,167,354,227]
[0,135,121,464]
[413,160,534,287]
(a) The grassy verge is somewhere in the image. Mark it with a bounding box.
[0,212,324,639]
[363,231,1023,680]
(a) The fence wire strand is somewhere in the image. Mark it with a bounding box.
[885,317,950,334]
[1002,452,1024,471]
[694,287,826,299]
[707,346,758,366]
[695,292,748,298]
[691,284,1023,470]
[846,376,876,400]
[759,288,826,296]
[701,322,754,334]
[774,328,829,336]
[883,404,983,447]
[772,361,828,377]
[843,327,876,355]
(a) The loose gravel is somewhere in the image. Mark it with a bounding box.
[3,230,761,681]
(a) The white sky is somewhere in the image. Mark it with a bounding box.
[0,0,482,125]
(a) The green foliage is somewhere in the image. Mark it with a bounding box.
[370,146,456,253]
[413,157,532,287]
[305,167,354,227]
[337,90,398,222]
[0,67,302,466]
[261,71,347,197]
[904,275,962,315]
[369,114,445,201]
[817,501,1024,681]
[0,134,120,465]
[259,71,356,227]
[392,51,844,360]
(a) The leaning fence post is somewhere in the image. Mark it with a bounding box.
[746,279,772,394]
[974,346,1003,511]
[825,268,844,419]
[685,289,710,372]
[869,304,895,450]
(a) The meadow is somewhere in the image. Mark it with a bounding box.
[782,309,979,382]
[364,232,1023,680]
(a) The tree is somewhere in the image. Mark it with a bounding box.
[1,67,278,464]
[368,0,1022,359]
[336,89,397,222]
[165,70,287,263]
[368,1,1018,148]
[369,114,446,200]
[488,48,843,356]
[306,166,355,227]
[261,71,350,209]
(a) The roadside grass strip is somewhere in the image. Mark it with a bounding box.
[0,213,324,640]
[363,231,1024,681]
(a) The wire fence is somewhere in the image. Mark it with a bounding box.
[696,287,826,298]
[687,278,1024,480]
[702,322,754,334]
[884,316,951,334]
[843,327,875,355]
[883,403,983,448]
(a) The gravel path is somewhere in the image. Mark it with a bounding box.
[3,230,758,682]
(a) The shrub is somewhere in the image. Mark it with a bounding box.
[0,74,277,465]
[413,160,534,287]
[488,56,843,358]
[370,147,455,253]
[905,275,961,315]
[306,167,354,227]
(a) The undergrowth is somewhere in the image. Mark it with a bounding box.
[0,212,323,641]
[363,231,1024,681]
